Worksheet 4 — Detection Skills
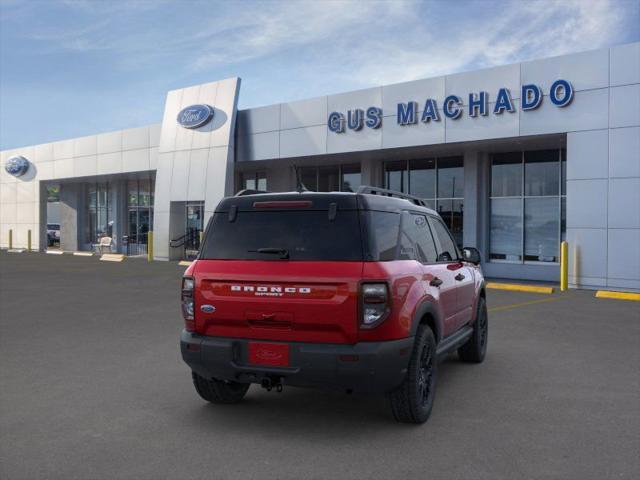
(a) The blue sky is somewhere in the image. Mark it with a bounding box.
[1,0,639,149]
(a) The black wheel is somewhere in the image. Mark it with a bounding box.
[191,372,250,404]
[458,296,488,363]
[387,325,437,424]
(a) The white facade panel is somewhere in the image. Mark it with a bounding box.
[96,152,122,175]
[446,104,519,143]
[280,126,326,157]
[382,118,445,149]
[34,143,54,163]
[566,228,608,278]
[446,64,521,101]
[281,97,327,130]
[0,183,16,203]
[566,179,608,229]
[610,43,640,87]
[97,131,122,155]
[328,87,382,113]
[566,130,609,180]
[609,84,640,128]
[16,202,35,224]
[15,181,34,203]
[73,135,97,157]
[36,162,54,181]
[149,124,161,147]
[187,148,208,201]
[238,104,280,135]
[608,229,640,280]
[53,158,74,179]
[521,48,610,92]
[170,150,190,201]
[73,155,97,178]
[122,126,150,151]
[53,139,74,160]
[237,131,279,161]
[327,123,381,154]
[608,178,640,229]
[209,78,240,148]
[519,88,609,136]
[204,146,231,213]
[122,149,150,173]
[382,77,446,114]
[609,127,640,178]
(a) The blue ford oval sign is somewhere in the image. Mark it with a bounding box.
[176,104,214,129]
[5,156,29,177]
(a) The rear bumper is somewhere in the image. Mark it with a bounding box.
[180,330,413,393]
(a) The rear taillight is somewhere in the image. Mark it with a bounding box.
[182,276,195,331]
[360,283,390,329]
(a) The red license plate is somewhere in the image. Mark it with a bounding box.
[248,342,289,367]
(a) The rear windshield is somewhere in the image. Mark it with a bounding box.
[200,210,363,261]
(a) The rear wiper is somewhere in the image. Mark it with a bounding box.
[248,247,289,259]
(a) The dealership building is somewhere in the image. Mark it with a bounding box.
[1,42,639,291]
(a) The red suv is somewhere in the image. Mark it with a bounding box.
[180,187,487,423]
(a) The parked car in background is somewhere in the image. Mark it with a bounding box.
[47,223,60,246]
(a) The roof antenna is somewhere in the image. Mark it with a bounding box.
[293,164,308,193]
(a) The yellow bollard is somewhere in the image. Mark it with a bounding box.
[147,231,153,262]
[560,241,568,292]
[8,229,12,250]
[28,229,32,252]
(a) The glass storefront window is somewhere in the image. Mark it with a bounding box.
[384,156,464,247]
[125,177,155,255]
[437,157,464,198]
[241,172,267,191]
[525,150,560,196]
[341,164,361,192]
[298,164,361,192]
[524,197,559,262]
[491,152,522,197]
[490,198,523,261]
[385,160,406,193]
[408,158,435,199]
[490,149,566,263]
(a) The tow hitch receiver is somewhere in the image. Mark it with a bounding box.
[261,377,284,392]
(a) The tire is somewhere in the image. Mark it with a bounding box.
[387,325,437,424]
[191,371,250,404]
[458,296,488,363]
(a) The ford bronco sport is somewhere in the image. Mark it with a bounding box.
[180,186,487,424]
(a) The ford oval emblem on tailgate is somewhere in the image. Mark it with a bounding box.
[200,305,216,313]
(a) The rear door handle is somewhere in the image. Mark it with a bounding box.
[455,273,465,281]
[429,277,443,287]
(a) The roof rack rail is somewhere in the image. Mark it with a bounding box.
[234,189,270,197]
[357,185,428,207]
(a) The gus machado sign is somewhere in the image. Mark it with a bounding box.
[327,79,573,133]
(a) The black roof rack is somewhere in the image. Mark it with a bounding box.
[357,185,429,208]
[234,189,270,197]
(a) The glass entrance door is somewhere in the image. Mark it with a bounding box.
[185,202,204,259]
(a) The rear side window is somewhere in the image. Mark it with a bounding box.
[363,211,400,261]
[200,210,363,261]
[428,216,459,262]
[400,213,438,263]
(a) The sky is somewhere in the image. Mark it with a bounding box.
[1,0,639,150]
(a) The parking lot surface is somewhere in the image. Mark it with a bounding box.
[1,252,639,480]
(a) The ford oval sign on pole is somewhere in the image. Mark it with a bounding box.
[4,156,30,177]
[176,104,214,129]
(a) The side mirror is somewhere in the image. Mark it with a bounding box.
[462,247,481,265]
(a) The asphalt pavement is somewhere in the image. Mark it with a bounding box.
[1,251,638,480]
